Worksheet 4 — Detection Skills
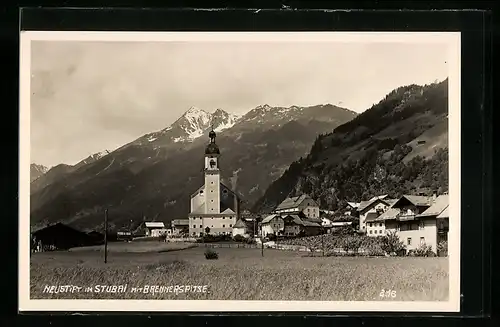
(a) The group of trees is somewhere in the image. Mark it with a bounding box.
[279,230,440,257]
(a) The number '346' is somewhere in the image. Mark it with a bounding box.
[379,289,397,298]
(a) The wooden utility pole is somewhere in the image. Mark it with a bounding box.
[261,234,264,257]
[104,209,108,264]
[322,226,325,257]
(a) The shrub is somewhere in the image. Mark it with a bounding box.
[437,240,448,257]
[267,233,277,242]
[204,248,219,260]
[361,236,386,256]
[233,234,246,243]
[380,231,406,256]
[410,243,436,257]
[197,234,232,243]
[342,236,363,254]
[245,237,256,245]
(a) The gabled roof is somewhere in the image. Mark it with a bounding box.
[367,208,399,222]
[418,195,449,217]
[364,212,381,223]
[233,219,247,229]
[261,214,280,224]
[302,220,321,227]
[347,202,360,209]
[144,222,165,228]
[282,214,321,227]
[393,195,434,208]
[358,197,389,212]
[437,206,449,219]
[283,214,303,225]
[385,199,398,207]
[275,194,317,211]
[369,194,388,201]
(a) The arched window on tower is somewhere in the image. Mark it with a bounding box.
[210,159,216,169]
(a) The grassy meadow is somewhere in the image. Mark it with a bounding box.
[30,242,449,301]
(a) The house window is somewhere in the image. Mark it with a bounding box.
[223,225,225,228]
[419,220,425,230]
[223,217,225,219]
[420,237,425,245]
[193,225,196,228]
[369,230,372,234]
[369,223,372,227]
[223,189,228,193]
[230,224,232,227]
[211,181,214,184]
[407,237,412,245]
[374,230,377,234]
[211,199,214,202]
[200,190,203,194]
[379,223,382,227]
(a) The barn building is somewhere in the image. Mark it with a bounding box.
[143,221,166,237]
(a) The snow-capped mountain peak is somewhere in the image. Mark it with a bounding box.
[136,106,241,146]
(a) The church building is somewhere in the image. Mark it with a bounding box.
[188,129,240,237]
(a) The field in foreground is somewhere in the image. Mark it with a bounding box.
[30,246,449,301]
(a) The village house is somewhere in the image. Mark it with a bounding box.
[273,194,320,219]
[344,202,360,216]
[416,194,449,248]
[232,218,256,238]
[171,219,189,236]
[357,195,396,233]
[366,194,446,253]
[188,129,240,237]
[260,214,284,237]
[143,221,166,237]
[282,214,322,237]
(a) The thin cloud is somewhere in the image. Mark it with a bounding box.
[30,41,449,167]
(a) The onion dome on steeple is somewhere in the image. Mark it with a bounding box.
[205,128,220,155]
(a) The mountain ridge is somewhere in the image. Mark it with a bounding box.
[252,79,449,214]
[30,103,357,232]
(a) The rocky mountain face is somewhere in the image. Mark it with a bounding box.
[30,164,48,182]
[253,79,449,214]
[30,104,357,232]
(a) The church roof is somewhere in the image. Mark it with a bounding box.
[190,203,206,215]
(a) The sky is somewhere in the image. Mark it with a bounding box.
[30,40,449,168]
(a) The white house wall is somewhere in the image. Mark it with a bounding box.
[367,221,386,236]
[359,202,389,232]
[189,215,236,236]
[386,218,438,252]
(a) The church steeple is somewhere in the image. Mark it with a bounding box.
[205,127,220,155]
[203,127,221,213]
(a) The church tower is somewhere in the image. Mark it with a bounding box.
[204,129,221,214]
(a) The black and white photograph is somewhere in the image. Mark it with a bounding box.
[19,31,461,312]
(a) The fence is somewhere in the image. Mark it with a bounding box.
[195,243,260,249]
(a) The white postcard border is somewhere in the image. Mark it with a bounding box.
[19,31,461,312]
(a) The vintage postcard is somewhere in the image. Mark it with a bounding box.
[19,31,461,312]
